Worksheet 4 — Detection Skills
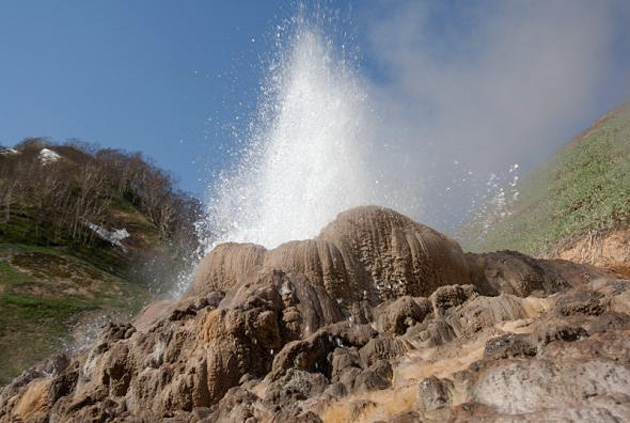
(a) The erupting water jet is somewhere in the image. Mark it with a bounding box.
[204,12,424,250]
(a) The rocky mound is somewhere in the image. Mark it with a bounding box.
[190,206,471,324]
[0,206,627,423]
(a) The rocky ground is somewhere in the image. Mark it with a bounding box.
[1,206,629,422]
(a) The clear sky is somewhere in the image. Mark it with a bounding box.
[1,1,628,199]
[0,1,300,194]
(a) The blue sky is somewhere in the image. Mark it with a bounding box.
[0,1,299,193]
[1,1,628,200]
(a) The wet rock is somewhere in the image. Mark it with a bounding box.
[443,294,529,338]
[270,410,323,423]
[207,388,260,423]
[291,411,323,423]
[48,365,79,404]
[534,322,589,346]
[102,322,136,342]
[270,322,377,380]
[345,399,377,420]
[322,382,348,399]
[374,296,432,335]
[583,311,630,333]
[102,343,132,397]
[330,347,361,382]
[540,329,630,363]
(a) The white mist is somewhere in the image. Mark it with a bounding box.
[205,17,424,249]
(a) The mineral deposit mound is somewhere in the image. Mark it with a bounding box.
[1,206,629,422]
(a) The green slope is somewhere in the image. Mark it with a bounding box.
[0,140,201,385]
[0,244,147,385]
[459,105,630,255]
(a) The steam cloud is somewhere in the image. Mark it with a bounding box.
[362,0,630,227]
[202,1,629,253]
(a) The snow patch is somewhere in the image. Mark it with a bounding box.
[86,222,130,251]
[39,148,61,165]
[0,147,19,156]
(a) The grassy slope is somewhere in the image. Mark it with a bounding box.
[0,142,200,385]
[0,244,148,385]
[459,105,630,255]
[0,194,157,386]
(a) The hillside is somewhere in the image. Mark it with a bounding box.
[458,104,630,275]
[0,139,201,385]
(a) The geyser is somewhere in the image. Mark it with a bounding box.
[205,13,424,250]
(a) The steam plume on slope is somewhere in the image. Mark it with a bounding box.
[364,0,630,226]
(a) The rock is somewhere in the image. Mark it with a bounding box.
[191,242,266,295]
[418,376,454,412]
[584,311,630,333]
[467,250,611,296]
[470,359,630,415]
[270,410,323,423]
[318,206,472,299]
[374,296,432,334]
[345,399,378,420]
[1,206,628,423]
[444,294,536,337]
[405,319,457,347]
[264,369,328,409]
[291,411,323,423]
[540,329,630,363]
[207,388,260,423]
[533,322,590,346]
[556,289,605,316]
[190,206,474,322]
[359,335,412,367]
[430,285,478,317]
[330,347,361,383]
[269,322,377,381]
[12,378,52,423]
[484,333,537,360]
[353,360,393,392]
[388,410,421,423]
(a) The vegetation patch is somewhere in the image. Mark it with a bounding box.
[0,289,96,385]
[0,140,203,386]
[459,105,630,255]
[0,246,150,385]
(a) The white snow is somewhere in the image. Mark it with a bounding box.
[86,222,130,251]
[0,147,19,156]
[39,148,61,165]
